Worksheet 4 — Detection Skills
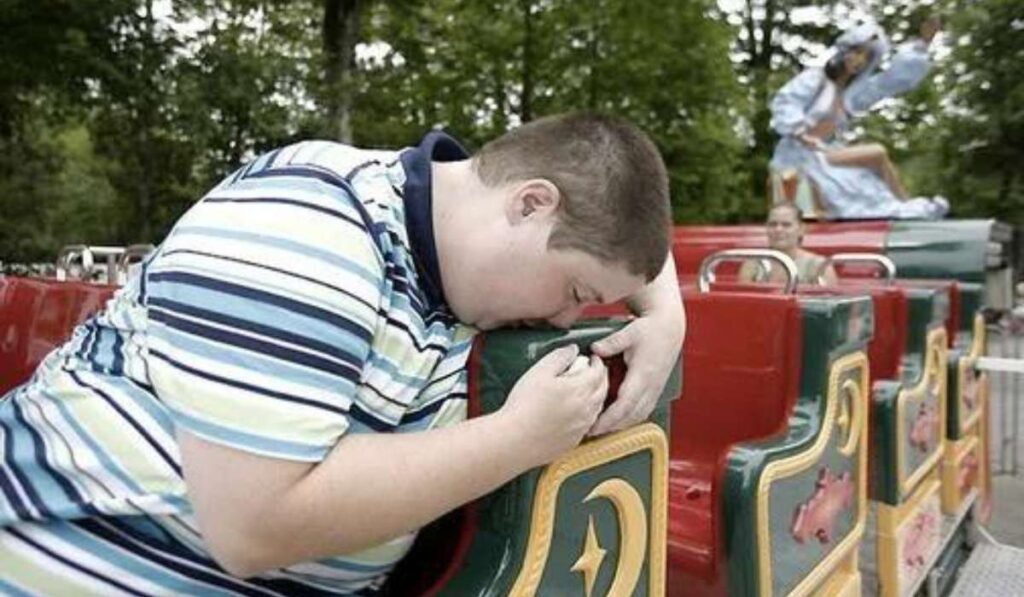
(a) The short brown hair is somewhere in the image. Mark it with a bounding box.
[473,113,671,282]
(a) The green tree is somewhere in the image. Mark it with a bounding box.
[0,0,135,260]
[356,0,745,222]
[933,0,1023,222]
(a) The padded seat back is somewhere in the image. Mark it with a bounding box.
[898,279,960,348]
[0,277,115,394]
[673,291,802,459]
[709,280,907,383]
[672,222,891,279]
[667,290,802,580]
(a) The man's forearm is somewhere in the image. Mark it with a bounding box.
[185,412,535,576]
[629,252,683,318]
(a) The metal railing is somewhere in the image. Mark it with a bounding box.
[697,248,798,293]
[55,244,154,286]
[986,319,1022,476]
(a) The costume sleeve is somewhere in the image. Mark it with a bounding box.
[769,68,824,137]
[845,40,932,115]
[145,160,385,462]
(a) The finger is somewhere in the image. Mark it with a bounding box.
[583,355,608,391]
[562,355,590,377]
[589,373,643,436]
[619,389,659,432]
[590,363,610,405]
[534,344,580,376]
[590,327,633,358]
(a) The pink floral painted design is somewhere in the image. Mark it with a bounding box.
[909,403,938,453]
[959,452,979,497]
[791,469,855,544]
[902,509,939,569]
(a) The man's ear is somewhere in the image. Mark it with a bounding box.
[506,179,561,225]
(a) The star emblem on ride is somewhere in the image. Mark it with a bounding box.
[570,478,648,597]
[791,468,854,544]
[572,517,607,597]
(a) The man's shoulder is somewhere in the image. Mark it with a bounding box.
[279,140,403,179]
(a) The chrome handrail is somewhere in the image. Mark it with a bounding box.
[116,244,155,284]
[826,252,897,285]
[89,246,128,284]
[697,249,798,294]
[56,245,152,285]
[55,245,94,281]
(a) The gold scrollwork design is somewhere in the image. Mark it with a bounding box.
[836,378,863,457]
[508,423,667,597]
[756,351,869,597]
[571,479,648,597]
[897,327,948,497]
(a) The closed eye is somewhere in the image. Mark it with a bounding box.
[572,287,583,305]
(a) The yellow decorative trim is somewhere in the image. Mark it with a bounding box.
[756,351,869,597]
[971,312,986,357]
[956,314,987,435]
[897,328,948,497]
[837,379,863,457]
[877,473,941,530]
[977,372,992,518]
[571,516,606,597]
[583,479,647,596]
[508,423,668,597]
[876,475,942,597]
[941,433,980,514]
[813,564,862,597]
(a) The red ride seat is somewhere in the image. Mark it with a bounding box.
[586,286,805,583]
[0,277,115,394]
[668,291,802,582]
[706,279,907,383]
[795,281,907,382]
[672,222,891,279]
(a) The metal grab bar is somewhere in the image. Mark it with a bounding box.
[116,244,155,284]
[55,245,95,281]
[55,244,154,285]
[697,249,798,294]
[825,252,897,285]
[90,246,128,285]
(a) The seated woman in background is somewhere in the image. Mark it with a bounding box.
[740,203,838,286]
[769,17,947,220]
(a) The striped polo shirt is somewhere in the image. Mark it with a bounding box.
[0,132,477,595]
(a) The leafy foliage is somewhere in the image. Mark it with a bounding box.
[0,0,1019,262]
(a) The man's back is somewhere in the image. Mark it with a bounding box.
[0,138,475,594]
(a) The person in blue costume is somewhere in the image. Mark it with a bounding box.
[769,16,947,219]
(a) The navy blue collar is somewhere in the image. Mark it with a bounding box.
[399,130,469,309]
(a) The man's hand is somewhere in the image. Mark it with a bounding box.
[589,309,683,435]
[500,344,609,465]
[589,254,685,436]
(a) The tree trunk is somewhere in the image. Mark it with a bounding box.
[137,0,156,241]
[323,0,364,143]
[745,0,779,207]
[520,0,534,122]
[997,165,1014,206]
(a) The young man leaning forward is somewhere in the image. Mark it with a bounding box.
[0,113,685,594]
